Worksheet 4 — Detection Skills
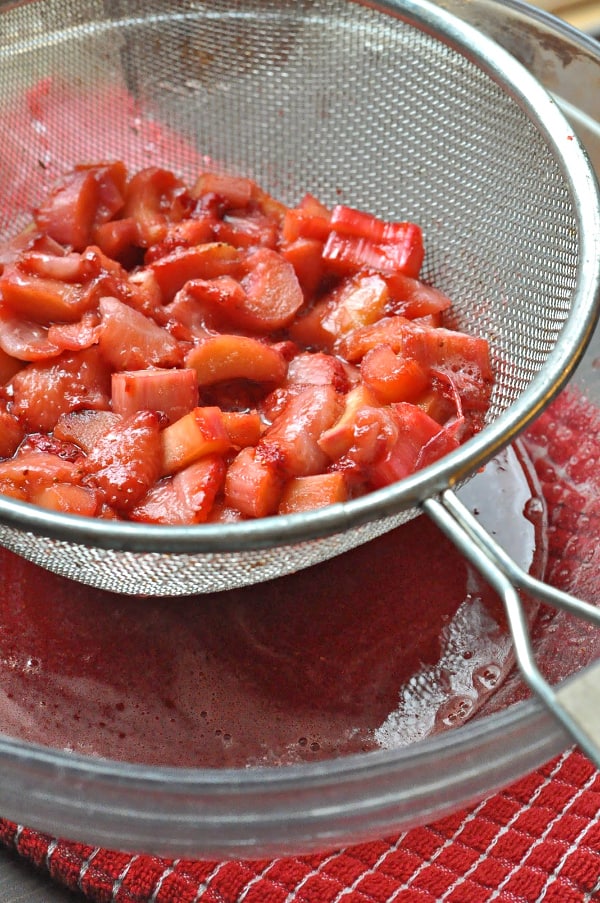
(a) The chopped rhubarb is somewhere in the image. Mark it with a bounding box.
[0,265,98,324]
[30,482,100,516]
[186,334,287,386]
[192,172,257,208]
[122,167,192,247]
[160,406,231,476]
[318,384,381,461]
[221,410,263,448]
[368,403,443,488]
[224,446,283,518]
[323,226,424,279]
[278,472,348,514]
[112,367,198,423]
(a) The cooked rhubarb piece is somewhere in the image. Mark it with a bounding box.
[278,472,348,514]
[160,407,231,476]
[186,334,287,386]
[112,368,198,422]
[224,446,284,519]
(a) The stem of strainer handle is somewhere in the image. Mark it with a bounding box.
[423,490,600,769]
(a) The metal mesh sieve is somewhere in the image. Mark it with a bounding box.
[0,0,599,597]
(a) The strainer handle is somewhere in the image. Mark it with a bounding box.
[423,490,600,769]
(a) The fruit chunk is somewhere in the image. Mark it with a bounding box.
[186,334,287,386]
[112,368,199,422]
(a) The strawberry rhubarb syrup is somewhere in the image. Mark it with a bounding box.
[0,441,546,768]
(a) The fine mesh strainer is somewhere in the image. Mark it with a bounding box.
[1,0,600,763]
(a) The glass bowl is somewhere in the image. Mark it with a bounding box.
[0,0,598,860]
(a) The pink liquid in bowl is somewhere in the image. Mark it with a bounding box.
[0,441,545,768]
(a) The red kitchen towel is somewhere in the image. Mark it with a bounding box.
[0,387,599,903]
[0,747,599,902]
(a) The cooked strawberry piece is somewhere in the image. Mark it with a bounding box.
[150,243,241,302]
[192,172,257,209]
[123,167,193,247]
[287,301,339,351]
[19,249,98,283]
[238,247,304,331]
[184,275,248,325]
[368,403,442,488]
[0,345,24,383]
[127,269,164,320]
[318,384,381,461]
[83,410,163,511]
[186,334,287,386]
[224,445,283,518]
[0,306,59,362]
[328,404,398,477]
[130,454,226,525]
[85,160,128,224]
[258,385,343,477]
[93,217,140,266]
[54,409,122,454]
[34,167,100,251]
[17,431,82,461]
[402,324,493,412]
[9,347,111,432]
[321,273,390,339]
[0,406,25,458]
[0,226,54,273]
[46,311,101,353]
[97,296,183,370]
[144,217,215,263]
[278,472,348,514]
[160,406,231,475]
[206,498,244,524]
[416,416,466,470]
[221,410,263,448]
[30,482,100,516]
[0,451,84,490]
[336,315,412,362]
[215,209,278,249]
[384,273,452,319]
[361,344,429,404]
[322,226,424,279]
[112,367,198,423]
[0,265,98,324]
[286,351,350,393]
